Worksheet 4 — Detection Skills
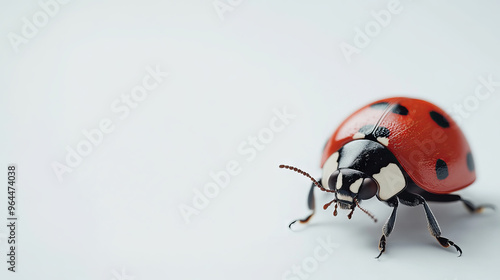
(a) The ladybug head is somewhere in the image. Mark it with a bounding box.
[279,165,377,222]
[327,169,378,209]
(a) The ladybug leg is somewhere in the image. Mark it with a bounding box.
[376,197,399,258]
[406,184,495,213]
[398,191,463,257]
[417,192,494,214]
[459,199,495,214]
[289,181,319,228]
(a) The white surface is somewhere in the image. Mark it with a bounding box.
[1,1,500,279]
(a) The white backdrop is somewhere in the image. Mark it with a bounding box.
[1,1,500,279]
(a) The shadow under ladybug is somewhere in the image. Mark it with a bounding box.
[281,97,494,258]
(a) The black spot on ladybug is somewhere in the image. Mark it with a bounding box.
[430,111,450,128]
[370,102,408,116]
[370,102,390,110]
[467,152,475,172]
[435,159,449,180]
[391,104,409,116]
[358,125,390,139]
[374,127,390,138]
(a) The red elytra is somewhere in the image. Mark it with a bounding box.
[321,97,475,194]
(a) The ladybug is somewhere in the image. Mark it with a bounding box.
[280,97,493,258]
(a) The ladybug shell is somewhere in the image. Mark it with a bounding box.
[321,97,476,194]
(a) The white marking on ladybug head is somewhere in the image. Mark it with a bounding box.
[336,172,343,190]
[349,178,363,194]
[372,163,406,200]
[322,152,339,188]
[336,193,353,202]
[353,132,365,139]
[377,137,389,146]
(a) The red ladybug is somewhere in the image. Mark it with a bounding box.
[280,97,492,258]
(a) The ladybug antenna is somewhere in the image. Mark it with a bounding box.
[279,165,335,193]
[355,200,377,223]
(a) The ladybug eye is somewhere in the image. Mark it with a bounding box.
[358,178,378,200]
